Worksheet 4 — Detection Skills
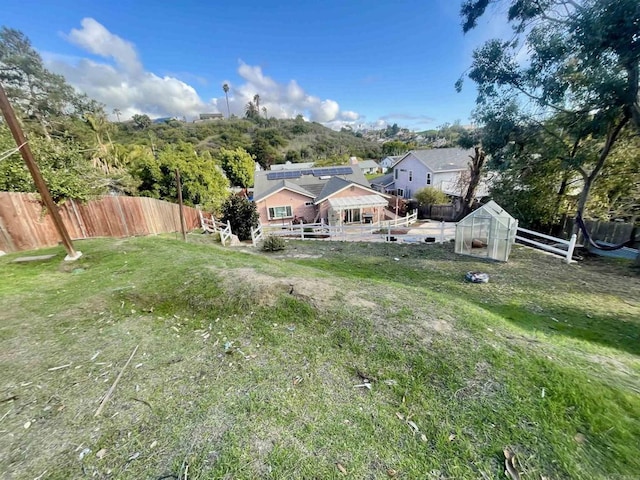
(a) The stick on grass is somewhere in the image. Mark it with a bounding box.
[94,344,139,417]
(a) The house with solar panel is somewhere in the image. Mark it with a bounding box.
[253,166,391,226]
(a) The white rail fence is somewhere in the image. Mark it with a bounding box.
[379,210,418,228]
[250,222,264,247]
[515,227,577,264]
[250,212,447,247]
[198,208,233,246]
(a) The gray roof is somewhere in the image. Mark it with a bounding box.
[357,160,380,169]
[370,173,395,187]
[253,180,315,202]
[397,148,474,172]
[253,165,373,203]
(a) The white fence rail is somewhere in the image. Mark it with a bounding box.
[250,214,447,246]
[379,210,418,228]
[219,220,233,246]
[516,227,577,264]
[198,207,233,246]
[251,223,264,247]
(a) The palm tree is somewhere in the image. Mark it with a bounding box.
[222,83,230,118]
[253,94,260,112]
[262,106,268,119]
[112,108,121,122]
[245,101,258,119]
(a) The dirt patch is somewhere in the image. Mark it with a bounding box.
[212,267,340,309]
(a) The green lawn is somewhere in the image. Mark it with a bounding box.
[0,236,638,479]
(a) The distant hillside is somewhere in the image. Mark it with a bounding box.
[113,117,383,167]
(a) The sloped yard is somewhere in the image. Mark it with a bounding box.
[0,237,638,479]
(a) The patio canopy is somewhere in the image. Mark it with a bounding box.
[328,194,388,209]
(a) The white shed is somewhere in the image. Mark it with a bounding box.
[455,201,518,262]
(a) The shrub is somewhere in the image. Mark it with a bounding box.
[414,187,450,206]
[261,235,286,252]
[221,194,259,241]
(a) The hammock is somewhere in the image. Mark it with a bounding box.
[576,214,639,251]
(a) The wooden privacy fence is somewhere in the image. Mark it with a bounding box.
[560,217,636,246]
[0,192,201,253]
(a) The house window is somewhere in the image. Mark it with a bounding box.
[394,169,398,180]
[426,172,432,185]
[409,170,413,182]
[268,205,293,219]
[397,188,404,198]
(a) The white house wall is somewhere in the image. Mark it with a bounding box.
[393,155,431,199]
[434,171,464,196]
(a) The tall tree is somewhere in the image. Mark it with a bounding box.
[458,0,640,220]
[245,101,259,120]
[222,83,230,118]
[132,113,152,130]
[132,141,229,212]
[217,147,255,188]
[0,27,100,137]
[112,108,121,122]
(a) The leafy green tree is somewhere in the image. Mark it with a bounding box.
[0,125,103,202]
[382,140,410,156]
[217,147,255,188]
[284,150,301,163]
[0,27,100,137]
[414,187,450,206]
[132,114,152,130]
[458,0,640,220]
[249,137,279,169]
[131,141,229,212]
[221,194,258,241]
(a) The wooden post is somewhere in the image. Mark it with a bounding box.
[0,83,81,260]
[175,168,186,241]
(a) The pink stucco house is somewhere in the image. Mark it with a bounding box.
[253,166,390,226]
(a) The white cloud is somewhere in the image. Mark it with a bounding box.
[220,61,361,125]
[67,18,142,75]
[44,18,361,126]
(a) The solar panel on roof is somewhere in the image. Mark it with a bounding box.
[311,167,353,177]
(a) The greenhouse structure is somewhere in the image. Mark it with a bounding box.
[455,201,518,262]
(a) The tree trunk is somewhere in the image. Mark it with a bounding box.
[572,114,630,234]
[456,146,485,220]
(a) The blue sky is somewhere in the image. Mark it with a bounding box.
[2,0,509,130]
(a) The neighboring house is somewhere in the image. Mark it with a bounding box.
[270,161,315,171]
[199,113,223,120]
[253,166,390,226]
[370,172,395,194]
[392,148,484,199]
[379,155,403,172]
[357,159,381,175]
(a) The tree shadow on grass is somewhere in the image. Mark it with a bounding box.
[472,300,640,356]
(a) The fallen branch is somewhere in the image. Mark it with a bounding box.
[94,345,139,417]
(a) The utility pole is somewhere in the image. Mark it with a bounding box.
[175,169,186,241]
[0,83,81,260]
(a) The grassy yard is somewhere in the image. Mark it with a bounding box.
[0,236,638,479]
